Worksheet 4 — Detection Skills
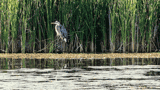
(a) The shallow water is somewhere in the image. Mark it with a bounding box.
[0,58,160,90]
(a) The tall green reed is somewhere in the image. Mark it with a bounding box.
[0,0,159,53]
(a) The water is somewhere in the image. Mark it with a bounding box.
[0,58,160,90]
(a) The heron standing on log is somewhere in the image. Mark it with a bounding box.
[51,21,68,52]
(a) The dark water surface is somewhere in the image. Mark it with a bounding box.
[0,58,160,90]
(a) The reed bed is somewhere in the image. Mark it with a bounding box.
[0,0,159,53]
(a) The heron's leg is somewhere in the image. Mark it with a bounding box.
[60,38,63,51]
[55,36,58,53]
[59,39,62,48]
[57,36,63,52]
[57,36,61,50]
[55,36,61,52]
[56,36,60,46]
[63,41,67,53]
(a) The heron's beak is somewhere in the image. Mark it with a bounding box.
[51,22,55,24]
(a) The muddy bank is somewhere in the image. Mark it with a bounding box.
[0,53,159,59]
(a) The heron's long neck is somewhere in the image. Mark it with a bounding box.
[55,24,61,29]
[55,25,60,36]
[55,25,58,30]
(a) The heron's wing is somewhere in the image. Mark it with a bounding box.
[60,25,68,38]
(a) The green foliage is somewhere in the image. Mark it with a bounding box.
[0,0,159,53]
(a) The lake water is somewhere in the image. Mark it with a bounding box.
[0,58,160,90]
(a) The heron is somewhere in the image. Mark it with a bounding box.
[51,21,68,52]
[51,21,68,42]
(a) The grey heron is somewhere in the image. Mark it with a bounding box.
[51,21,68,42]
